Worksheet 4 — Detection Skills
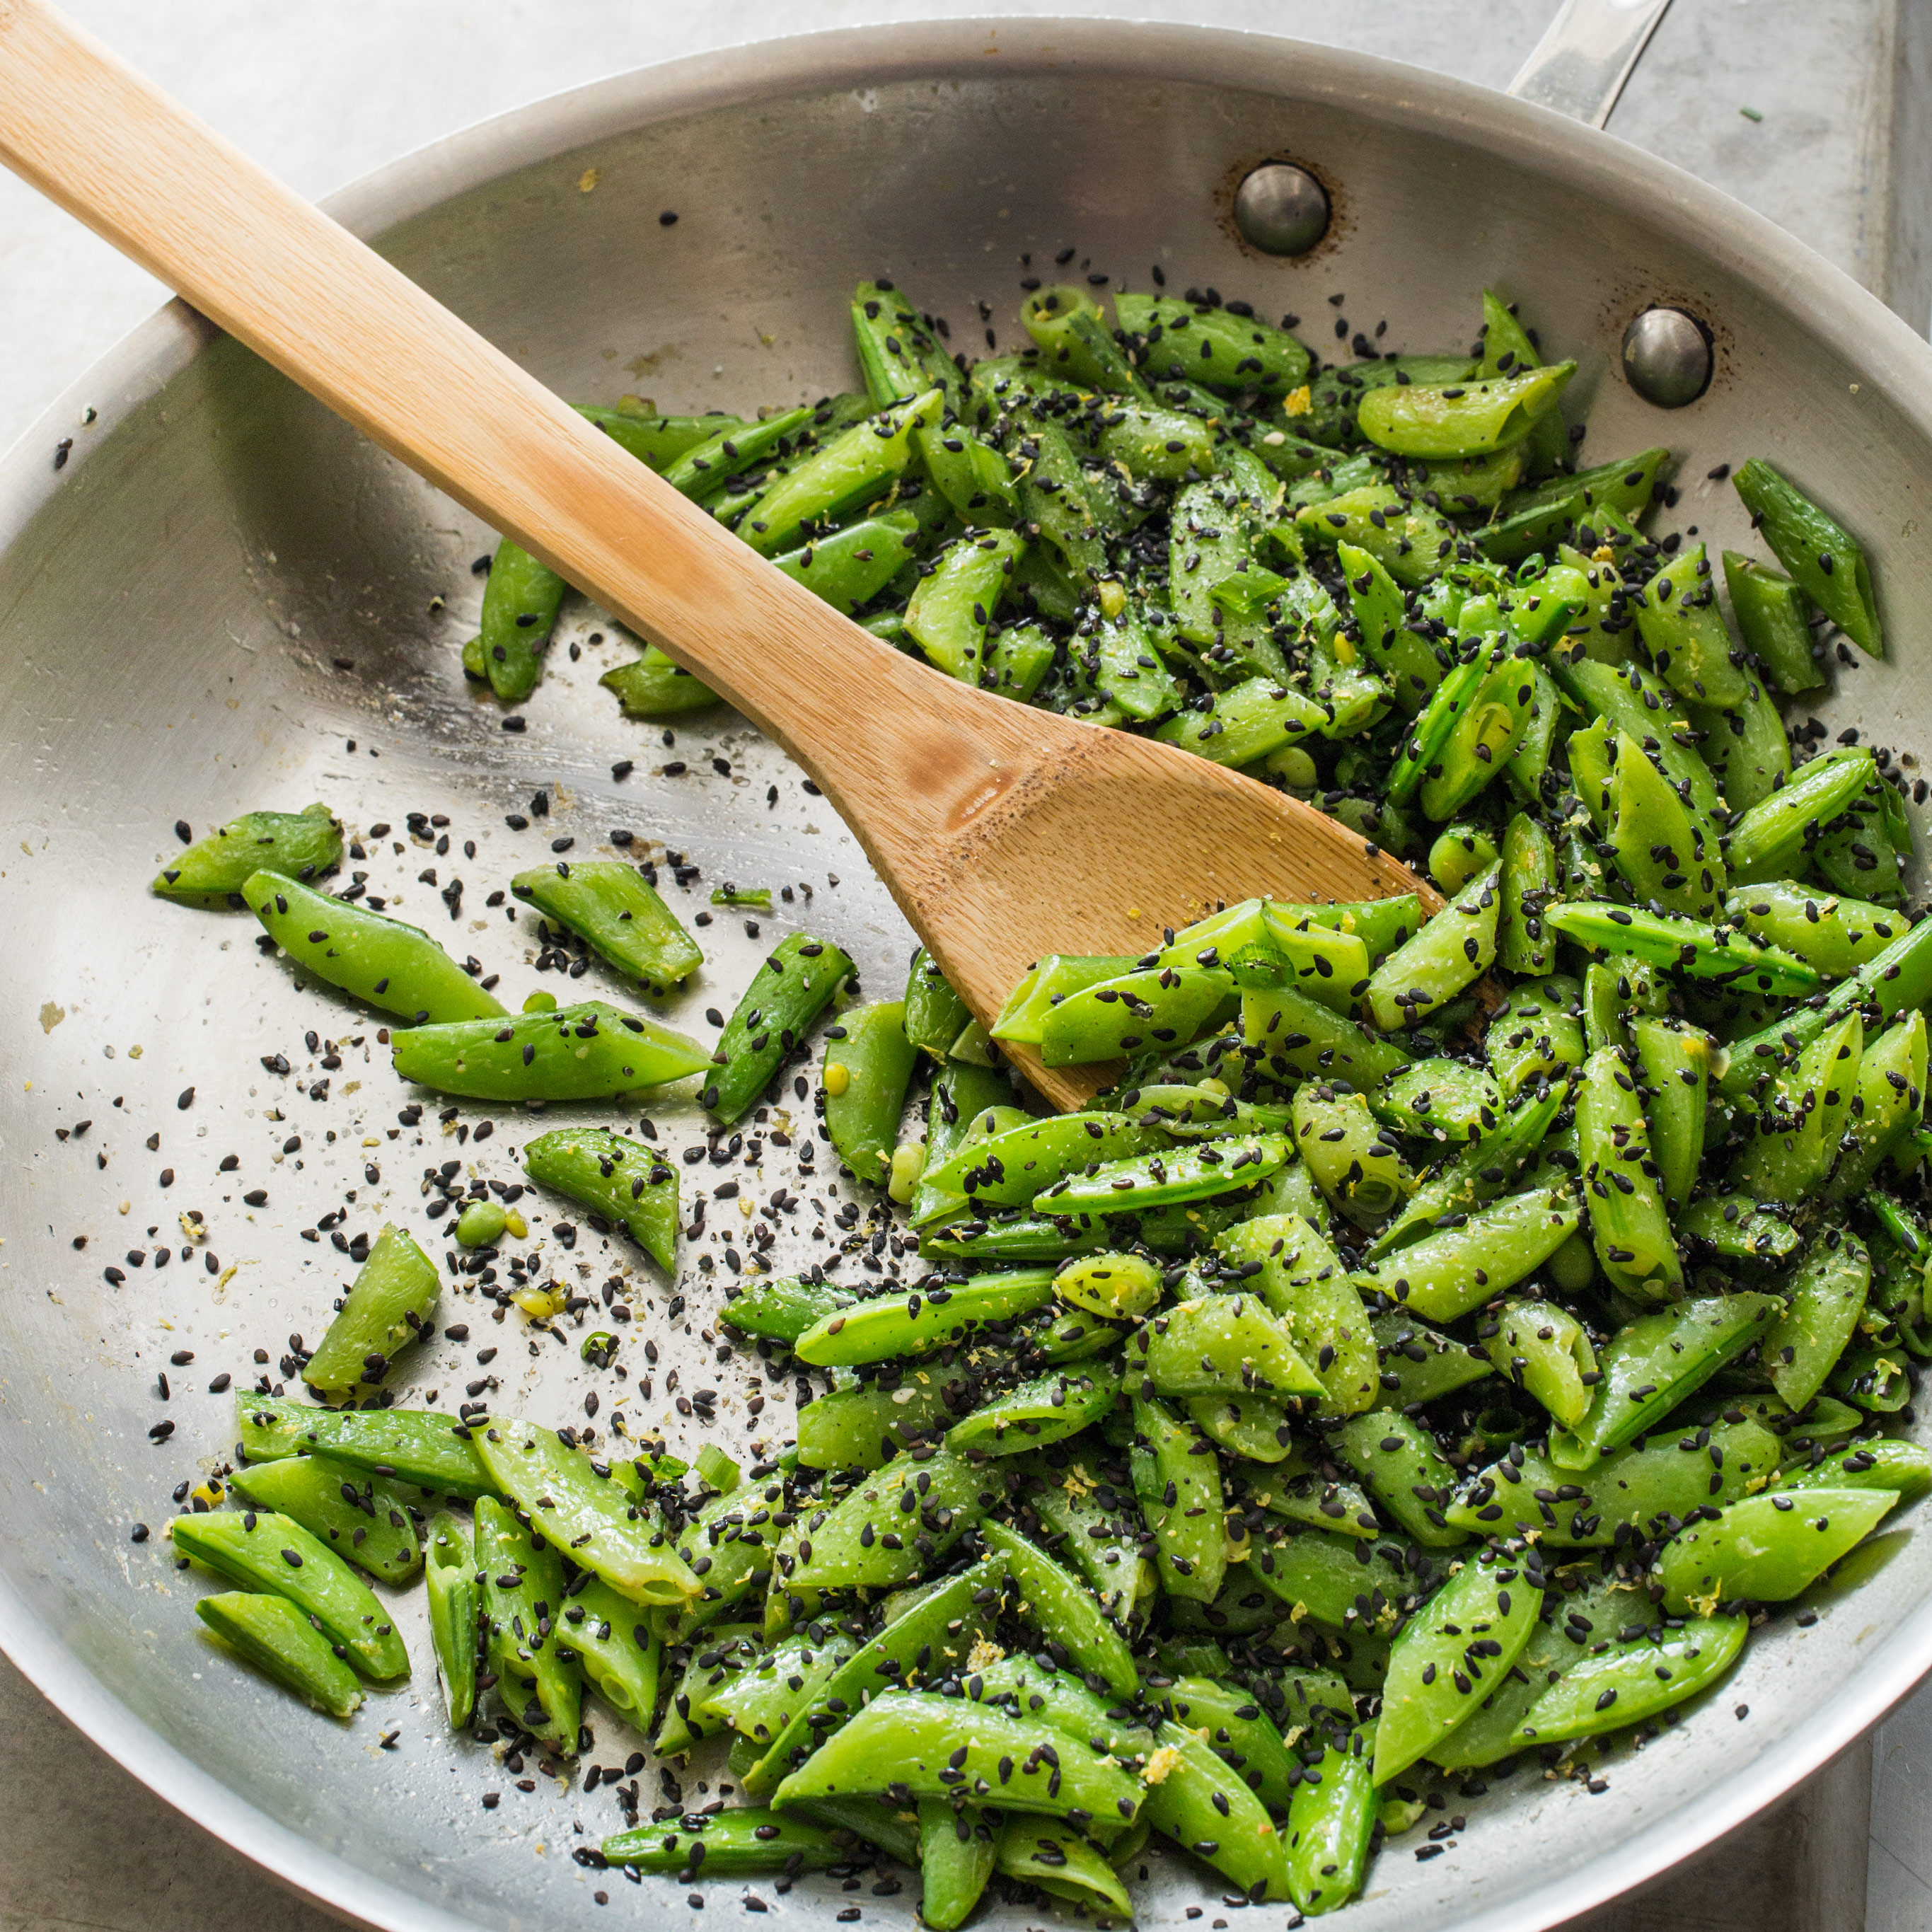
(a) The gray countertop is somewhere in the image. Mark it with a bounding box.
[2,4,1929,1929]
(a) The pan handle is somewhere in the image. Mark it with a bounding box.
[1506,0,1672,129]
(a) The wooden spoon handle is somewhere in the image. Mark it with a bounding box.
[0,0,1025,836]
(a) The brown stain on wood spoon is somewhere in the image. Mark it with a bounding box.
[0,0,1436,1111]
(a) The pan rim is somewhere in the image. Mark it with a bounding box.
[3,17,1928,1931]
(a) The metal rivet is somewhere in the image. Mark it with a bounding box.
[1621,307,1713,407]
[1233,162,1330,256]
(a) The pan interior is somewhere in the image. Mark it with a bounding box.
[1,30,1926,1932]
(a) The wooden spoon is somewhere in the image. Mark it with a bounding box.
[0,0,1430,1107]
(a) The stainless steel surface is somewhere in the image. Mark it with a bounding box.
[1508,0,1675,129]
[1619,304,1714,407]
[1232,160,1331,255]
[4,16,1932,1932]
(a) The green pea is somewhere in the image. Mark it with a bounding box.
[454,1198,506,1248]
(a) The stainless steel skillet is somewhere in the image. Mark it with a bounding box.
[0,13,1926,1932]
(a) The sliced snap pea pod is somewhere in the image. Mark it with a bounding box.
[1581,954,1670,1057]
[925,1201,1231,1262]
[475,1490,589,1751]
[1732,458,1881,658]
[1292,1085,1415,1228]
[1338,540,1444,712]
[719,1274,853,1346]
[1295,357,1478,449]
[664,404,819,501]
[572,403,744,470]
[793,1268,1056,1366]
[823,1000,918,1186]
[1498,812,1558,975]
[701,932,855,1123]
[1628,1017,1716,1212]
[1133,1394,1227,1602]
[1549,657,1724,849]
[1635,542,1750,709]
[474,538,565,703]
[602,1806,846,1876]
[473,1418,700,1607]
[564,1576,672,1730]
[1729,1008,1863,1204]
[1827,1011,1927,1202]
[1774,1439,1932,1500]
[1548,901,1819,997]
[1216,1212,1378,1415]
[982,1520,1138,1696]
[852,281,965,410]
[195,1590,364,1718]
[1724,883,1907,981]
[170,1510,407,1679]
[906,528,1024,681]
[988,618,1057,700]
[226,1450,423,1584]
[1375,1056,1504,1144]
[1484,971,1585,1097]
[1168,480,1269,647]
[1040,966,1230,1067]
[658,1628,759,1756]
[1119,1083,1292,1140]
[423,1512,480,1728]
[1470,1298,1598,1431]
[235,1392,493,1498]
[773,1687,1143,1822]
[1678,1194,1801,1261]
[1374,1549,1541,1783]
[510,861,700,995]
[1041,1133,1287,1215]
[1511,1611,1747,1745]
[741,390,942,554]
[1056,1249,1164,1320]
[523,1126,677,1269]
[393,999,708,1102]
[1186,1392,1300,1462]
[948,1363,1120,1457]
[1478,289,1568,469]
[1283,894,1425,964]
[1420,642,1538,822]
[1297,485,1458,589]
[796,1371,953,1471]
[905,949,972,1060]
[748,1555,1005,1794]
[996,1817,1133,1918]
[1722,548,1822,693]
[301,1222,438,1397]
[1370,1080,1566,1259]
[1155,674,1333,766]
[1008,415,1110,586]
[1358,363,1573,461]
[1331,1413,1468,1548]
[599,643,720,717]
[245,872,506,1026]
[1766,1227,1870,1410]
[1139,1719,1292,1902]
[908,1061,1013,1227]
[154,804,342,908]
[1157,1675,1301,1811]
[1691,680,1791,812]
[990,954,1140,1044]
[1448,1419,1785,1546]
[782,1446,996,1597]
[1551,1292,1781,1468]
[1386,646,1487,807]
[1118,291,1312,395]
[1244,983,1412,1088]
[1365,862,1500,1031]
[775,511,924,611]
[925,1111,1164,1210]
[1250,1526,1411,1631]
[1236,1449,1377,1540]
[1477,446,1669,563]
[1656,1487,1896,1614]
[1724,746,1876,885]
[1135,1292,1325,1401]
[1284,1727,1377,1917]
[919,1801,999,1931]
[1607,731,1726,920]
[1369,1310,1493,1410]
[1354,1181,1583,1324]
[1720,911,1932,1099]
[1020,284,1151,398]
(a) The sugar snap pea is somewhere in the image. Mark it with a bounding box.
[392,998,707,1101]
[702,931,855,1123]
[1732,459,1881,657]
[1656,1488,1895,1613]
[423,1512,480,1728]
[154,804,342,908]
[235,1391,492,1497]
[301,1222,439,1398]
[226,1451,423,1583]
[523,1126,678,1269]
[511,861,700,995]
[196,1590,364,1718]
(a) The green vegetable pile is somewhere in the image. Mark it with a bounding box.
[151,274,1932,1921]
